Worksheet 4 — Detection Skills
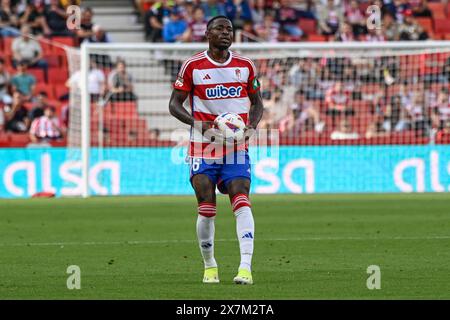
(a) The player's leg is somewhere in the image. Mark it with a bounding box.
[191,173,219,283]
[227,178,254,284]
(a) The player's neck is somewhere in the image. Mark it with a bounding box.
[207,48,230,64]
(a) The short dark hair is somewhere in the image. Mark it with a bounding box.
[206,15,232,30]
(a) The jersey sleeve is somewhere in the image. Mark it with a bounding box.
[173,60,193,92]
[246,60,261,94]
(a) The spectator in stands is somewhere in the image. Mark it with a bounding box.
[0,0,20,36]
[18,0,51,36]
[180,0,195,24]
[345,0,366,38]
[0,58,11,105]
[45,0,72,36]
[334,21,355,41]
[275,0,303,40]
[444,57,450,83]
[201,0,226,21]
[11,60,36,101]
[251,0,266,25]
[149,128,161,140]
[430,87,450,130]
[241,19,258,42]
[383,94,408,132]
[29,90,54,121]
[382,12,400,41]
[4,91,29,133]
[163,6,188,42]
[282,90,325,133]
[66,59,106,102]
[29,105,64,143]
[224,0,252,30]
[60,0,81,9]
[12,24,48,80]
[435,119,450,143]
[365,115,390,139]
[318,0,344,36]
[86,24,112,43]
[76,7,94,44]
[330,119,360,140]
[255,12,280,42]
[364,26,385,42]
[325,81,354,128]
[398,9,428,41]
[108,59,137,102]
[404,90,429,135]
[411,0,432,18]
[145,0,174,42]
[181,6,207,42]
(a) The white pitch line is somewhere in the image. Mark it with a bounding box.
[0,235,449,247]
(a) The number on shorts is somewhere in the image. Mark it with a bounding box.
[191,158,201,172]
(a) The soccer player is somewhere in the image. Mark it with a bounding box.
[168,16,264,285]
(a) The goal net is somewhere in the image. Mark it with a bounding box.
[67,42,450,197]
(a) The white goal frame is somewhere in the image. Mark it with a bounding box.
[79,41,450,197]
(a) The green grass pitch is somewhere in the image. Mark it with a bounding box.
[0,194,449,299]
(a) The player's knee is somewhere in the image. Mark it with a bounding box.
[198,202,216,217]
[230,193,251,214]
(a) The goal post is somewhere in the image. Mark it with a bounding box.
[70,41,450,197]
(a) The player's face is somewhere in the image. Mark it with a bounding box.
[207,19,233,50]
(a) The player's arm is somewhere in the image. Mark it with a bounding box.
[247,90,264,130]
[169,89,194,126]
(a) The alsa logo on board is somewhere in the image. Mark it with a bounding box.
[2,154,120,197]
[205,85,242,99]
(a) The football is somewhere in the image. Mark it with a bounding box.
[214,112,246,143]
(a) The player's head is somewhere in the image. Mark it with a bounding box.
[206,16,233,50]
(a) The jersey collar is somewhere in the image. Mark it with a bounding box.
[204,50,233,67]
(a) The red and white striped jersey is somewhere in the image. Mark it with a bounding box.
[30,116,62,139]
[173,50,260,159]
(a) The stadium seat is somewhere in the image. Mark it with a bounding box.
[44,55,61,68]
[9,133,30,146]
[416,18,434,35]
[48,68,68,84]
[428,2,446,18]
[3,37,14,55]
[54,85,69,100]
[308,34,327,42]
[434,18,450,34]
[299,19,317,35]
[28,68,45,83]
[34,83,55,99]
[51,36,75,47]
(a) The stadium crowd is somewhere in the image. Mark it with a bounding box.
[137,0,450,43]
[0,0,449,146]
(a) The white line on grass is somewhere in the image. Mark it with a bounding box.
[0,235,449,247]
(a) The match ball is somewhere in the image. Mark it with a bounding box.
[214,112,246,144]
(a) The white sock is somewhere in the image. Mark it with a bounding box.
[196,214,217,269]
[234,206,254,272]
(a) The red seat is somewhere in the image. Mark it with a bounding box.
[44,55,61,68]
[27,69,45,83]
[51,36,75,47]
[416,18,433,35]
[428,2,446,18]
[299,19,317,35]
[48,68,68,84]
[434,18,450,34]
[3,37,14,55]
[308,34,327,42]
[34,83,55,99]
[54,85,69,100]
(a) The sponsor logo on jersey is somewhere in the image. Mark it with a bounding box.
[205,85,242,99]
[175,76,184,87]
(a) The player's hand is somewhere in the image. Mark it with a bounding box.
[244,125,256,142]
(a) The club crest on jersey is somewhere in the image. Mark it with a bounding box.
[205,85,242,99]
[235,69,241,80]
